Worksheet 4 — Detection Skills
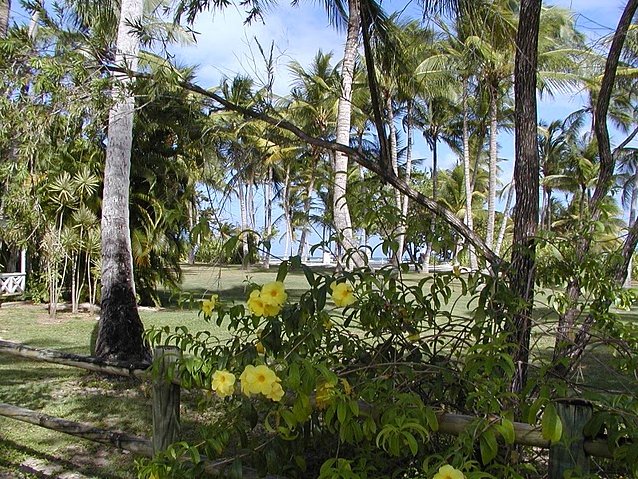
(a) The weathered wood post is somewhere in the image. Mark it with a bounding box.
[549,399,593,479]
[152,346,181,454]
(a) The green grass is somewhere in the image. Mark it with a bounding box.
[0,264,636,477]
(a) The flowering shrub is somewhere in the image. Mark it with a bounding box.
[141,256,638,478]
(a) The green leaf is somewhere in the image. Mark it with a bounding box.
[276,260,288,282]
[542,403,563,443]
[498,418,516,444]
[425,407,439,432]
[479,429,499,464]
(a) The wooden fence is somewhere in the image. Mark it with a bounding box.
[0,339,619,478]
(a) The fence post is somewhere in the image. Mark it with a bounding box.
[152,346,181,455]
[549,399,593,479]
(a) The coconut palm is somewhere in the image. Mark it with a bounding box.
[95,0,149,363]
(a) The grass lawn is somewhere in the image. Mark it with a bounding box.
[0,263,636,478]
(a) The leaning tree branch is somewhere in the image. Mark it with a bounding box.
[591,0,638,211]
[106,65,501,267]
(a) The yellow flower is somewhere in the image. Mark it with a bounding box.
[240,364,280,397]
[315,381,336,409]
[211,370,235,398]
[255,341,265,354]
[263,301,281,317]
[240,365,257,396]
[330,282,355,307]
[433,465,465,479]
[201,294,218,316]
[247,290,266,316]
[266,380,285,402]
[261,281,288,306]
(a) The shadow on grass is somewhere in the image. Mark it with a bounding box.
[0,437,129,479]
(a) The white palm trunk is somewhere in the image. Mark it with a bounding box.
[486,88,498,250]
[333,0,363,269]
[494,180,515,256]
[625,177,638,287]
[96,0,149,363]
[398,102,413,268]
[462,80,478,270]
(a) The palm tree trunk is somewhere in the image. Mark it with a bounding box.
[0,0,10,38]
[297,172,315,261]
[333,0,363,269]
[494,180,515,256]
[96,0,149,364]
[398,101,413,268]
[386,94,402,266]
[510,0,542,394]
[486,85,498,250]
[263,167,273,268]
[625,179,638,287]
[238,180,249,266]
[462,78,478,270]
[282,164,293,258]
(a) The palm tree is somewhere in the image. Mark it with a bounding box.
[95,0,150,363]
[332,0,363,268]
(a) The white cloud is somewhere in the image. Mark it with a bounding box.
[169,4,344,94]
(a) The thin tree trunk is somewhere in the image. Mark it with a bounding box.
[486,86,498,250]
[333,0,363,269]
[263,167,273,268]
[238,180,249,267]
[495,180,515,256]
[282,164,293,259]
[398,101,413,268]
[625,182,638,287]
[387,94,402,266]
[509,0,542,394]
[96,0,149,364]
[297,172,315,261]
[551,0,638,377]
[462,79,478,270]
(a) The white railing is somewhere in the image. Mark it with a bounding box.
[0,273,25,296]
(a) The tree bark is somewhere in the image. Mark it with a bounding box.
[0,0,9,38]
[462,78,478,270]
[509,0,541,394]
[333,0,363,269]
[486,85,498,250]
[96,0,150,364]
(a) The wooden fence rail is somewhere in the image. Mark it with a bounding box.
[0,339,620,478]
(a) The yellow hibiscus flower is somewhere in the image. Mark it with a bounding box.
[266,380,285,402]
[433,465,465,479]
[247,290,266,316]
[261,281,288,306]
[240,364,280,397]
[201,294,219,316]
[315,381,336,409]
[263,300,281,317]
[330,282,356,307]
[211,369,235,398]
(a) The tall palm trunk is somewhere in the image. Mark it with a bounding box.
[297,169,316,261]
[625,177,638,287]
[96,0,149,364]
[386,94,402,266]
[263,167,273,268]
[282,164,293,258]
[462,79,478,270]
[486,85,498,250]
[398,101,413,268]
[0,0,9,38]
[423,139,438,273]
[238,179,249,267]
[494,180,515,256]
[333,0,363,269]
